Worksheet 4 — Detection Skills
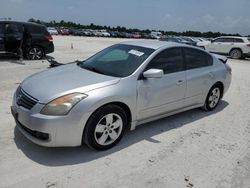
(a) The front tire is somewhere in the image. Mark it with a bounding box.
[204,85,222,111]
[83,105,127,150]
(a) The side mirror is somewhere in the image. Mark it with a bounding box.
[143,69,164,79]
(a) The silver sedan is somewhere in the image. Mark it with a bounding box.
[11,40,231,150]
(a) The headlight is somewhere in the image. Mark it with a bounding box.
[40,93,88,115]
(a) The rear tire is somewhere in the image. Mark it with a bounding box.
[26,46,44,60]
[229,49,242,59]
[83,105,127,150]
[204,84,222,111]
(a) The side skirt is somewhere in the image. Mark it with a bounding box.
[130,103,203,130]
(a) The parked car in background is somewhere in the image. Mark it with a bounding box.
[159,37,191,45]
[58,29,70,35]
[0,21,54,59]
[70,29,84,36]
[11,40,231,150]
[131,32,141,39]
[181,37,197,46]
[197,36,250,59]
[110,31,119,37]
[81,29,93,36]
[150,31,162,39]
[47,27,58,35]
[99,30,110,37]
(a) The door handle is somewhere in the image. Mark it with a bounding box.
[176,80,184,85]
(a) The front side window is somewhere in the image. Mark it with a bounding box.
[78,44,155,77]
[27,25,46,34]
[146,48,184,74]
[184,48,213,70]
[5,23,22,34]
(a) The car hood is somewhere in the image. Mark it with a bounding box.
[21,64,120,103]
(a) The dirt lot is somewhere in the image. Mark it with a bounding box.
[0,36,250,188]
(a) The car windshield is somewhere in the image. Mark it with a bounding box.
[78,44,155,77]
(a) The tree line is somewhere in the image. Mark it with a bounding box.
[28,18,249,38]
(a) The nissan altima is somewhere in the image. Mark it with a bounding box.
[11,40,231,150]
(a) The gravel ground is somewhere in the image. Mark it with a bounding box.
[0,36,250,188]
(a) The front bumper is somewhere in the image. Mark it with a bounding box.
[243,52,250,58]
[11,91,91,147]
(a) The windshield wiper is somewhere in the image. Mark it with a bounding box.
[81,65,105,75]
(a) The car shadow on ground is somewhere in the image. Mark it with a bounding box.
[0,54,24,64]
[14,100,228,166]
[0,54,56,65]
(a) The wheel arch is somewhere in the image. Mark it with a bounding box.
[213,81,224,98]
[81,101,132,146]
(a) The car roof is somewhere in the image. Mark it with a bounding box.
[0,20,45,27]
[119,40,182,50]
[218,36,248,39]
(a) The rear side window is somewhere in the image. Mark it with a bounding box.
[234,38,244,43]
[26,25,46,34]
[222,38,234,43]
[184,48,213,70]
[146,47,184,74]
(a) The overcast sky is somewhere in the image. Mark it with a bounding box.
[1,0,250,35]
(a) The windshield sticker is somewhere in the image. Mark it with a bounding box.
[128,49,144,57]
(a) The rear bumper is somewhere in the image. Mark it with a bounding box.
[243,52,250,58]
[44,42,54,54]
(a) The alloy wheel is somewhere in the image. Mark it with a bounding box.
[94,113,123,146]
[208,87,221,108]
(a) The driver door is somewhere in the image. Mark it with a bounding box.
[137,47,186,120]
[4,23,23,53]
[206,38,224,53]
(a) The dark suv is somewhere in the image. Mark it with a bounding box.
[0,21,54,60]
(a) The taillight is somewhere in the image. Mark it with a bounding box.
[46,35,53,42]
[246,44,250,47]
[225,64,232,74]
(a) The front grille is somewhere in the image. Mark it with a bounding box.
[16,87,38,110]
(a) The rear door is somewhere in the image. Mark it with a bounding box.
[183,47,215,106]
[4,22,23,52]
[219,38,235,54]
[0,23,4,51]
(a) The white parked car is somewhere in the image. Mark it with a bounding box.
[100,30,110,37]
[197,36,250,59]
[47,27,58,35]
